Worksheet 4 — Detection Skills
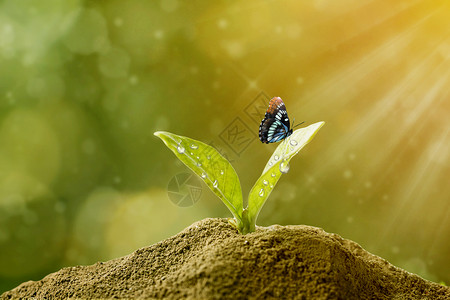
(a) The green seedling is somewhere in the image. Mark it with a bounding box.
[154,121,324,234]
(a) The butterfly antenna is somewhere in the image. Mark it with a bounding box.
[293,121,305,128]
[292,118,305,129]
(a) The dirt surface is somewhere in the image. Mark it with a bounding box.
[2,218,449,299]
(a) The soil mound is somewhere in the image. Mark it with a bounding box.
[2,218,449,299]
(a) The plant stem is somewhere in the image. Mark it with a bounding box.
[239,208,256,234]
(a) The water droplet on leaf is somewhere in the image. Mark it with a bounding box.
[259,189,265,197]
[274,155,279,161]
[271,173,276,177]
[290,139,298,146]
[280,161,290,173]
[213,180,218,188]
[220,170,224,175]
[207,155,211,160]
[177,145,185,154]
[263,179,268,186]
[268,161,273,166]
[197,162,202,167]
[190,144,198,149]
[201,173,207,179]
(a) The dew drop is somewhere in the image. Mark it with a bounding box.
[207,155,211,160]
[177,145,185,154]
[201,173,207,179]
[274,155,279,161]
[290,139,298,146]
[259,188,265,197]
[190,144,198,150]
[220,170,224,175]
[270,184,274,188]
[213,180,218,188]
[263,179,268,186]
[197,162,202,167]
[271,172,276,177]
[268,161,273,166]
[190,152,194,156]
[280,161,290,174]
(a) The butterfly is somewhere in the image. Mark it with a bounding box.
[259,97,303,144]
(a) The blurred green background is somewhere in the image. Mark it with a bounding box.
[1,0,449,292]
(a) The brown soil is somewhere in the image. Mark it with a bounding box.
[2,218,449,299]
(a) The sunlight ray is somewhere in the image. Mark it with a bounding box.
[306,30,450,178]
[381,126,450,239]
[360,68,450,200]
[356,58,450,170]
[297,6,443,115]
[223,1,430,113]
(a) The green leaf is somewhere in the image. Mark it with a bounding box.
[262,121,325,174]
[154,131,243,224]
[245,121,325,232]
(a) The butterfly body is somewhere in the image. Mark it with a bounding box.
[259,97,293,144]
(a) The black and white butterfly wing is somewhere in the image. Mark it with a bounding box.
[259,97,292,144]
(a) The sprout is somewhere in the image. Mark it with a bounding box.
[154,121,324,234]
